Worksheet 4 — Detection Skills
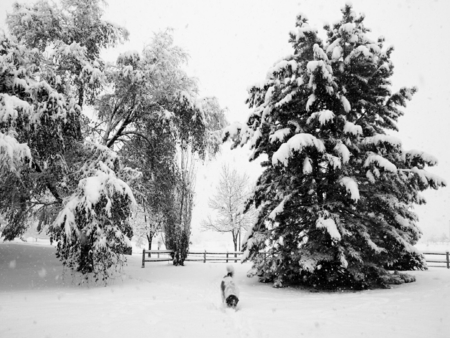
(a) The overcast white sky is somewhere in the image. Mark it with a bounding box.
[1,0,450,242]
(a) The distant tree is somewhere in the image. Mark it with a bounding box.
[224,4,445,289]
[202,165,256,251]
[132,206,165,250]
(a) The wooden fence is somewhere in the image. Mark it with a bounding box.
[141,250,242,268]
[141,250,450,269]
[422,251,450,269]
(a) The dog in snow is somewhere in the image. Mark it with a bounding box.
[221,265,240,308]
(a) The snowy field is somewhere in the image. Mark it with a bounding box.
[1,241,449,338]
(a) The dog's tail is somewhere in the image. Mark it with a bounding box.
[226,265,234,277]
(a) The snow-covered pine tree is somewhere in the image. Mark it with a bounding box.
[225,4,445,289]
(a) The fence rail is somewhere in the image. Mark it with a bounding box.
[141,250,242,268]
[141,250,450,269]
[422,251,450,269]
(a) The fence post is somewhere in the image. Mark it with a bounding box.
[142,249,145,268]
[446,251,449,269]
[157,251,160,258]
[204,250,206,263]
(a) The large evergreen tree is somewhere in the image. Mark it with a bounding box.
[225,5,445,289]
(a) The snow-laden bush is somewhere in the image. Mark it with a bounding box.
[49,144,137,282]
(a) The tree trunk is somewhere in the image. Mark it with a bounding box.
[232,230,238,252]
[32,161,62,204]
[312,155,324,205]
[238,229,241,251]
[147,234,153,257]
[78,85,84,109]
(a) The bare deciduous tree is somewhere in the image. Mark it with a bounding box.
[132,206,165,251]
[202,165,256,251]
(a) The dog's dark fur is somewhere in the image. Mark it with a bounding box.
[221,266,239,308]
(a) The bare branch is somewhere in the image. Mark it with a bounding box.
[201,164,257,244]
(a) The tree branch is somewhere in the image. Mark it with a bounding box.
[31,160,62,204]
[121,130,155,148]
[106,105,137,148]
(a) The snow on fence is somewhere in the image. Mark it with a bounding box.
[141,250,450,269]
[141,250,242,268]
[422,251,450,269]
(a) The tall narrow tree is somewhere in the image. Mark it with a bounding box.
[92,31,225,266]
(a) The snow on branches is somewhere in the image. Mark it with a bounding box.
[0,131,31,173]
[316,217,341,241]
[272,133,325,166]
[235,4,445,289]
[49,143,137,281]
[0,33,73,175]
[0,0,139,281]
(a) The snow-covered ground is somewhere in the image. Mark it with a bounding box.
[1,241,449,338]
